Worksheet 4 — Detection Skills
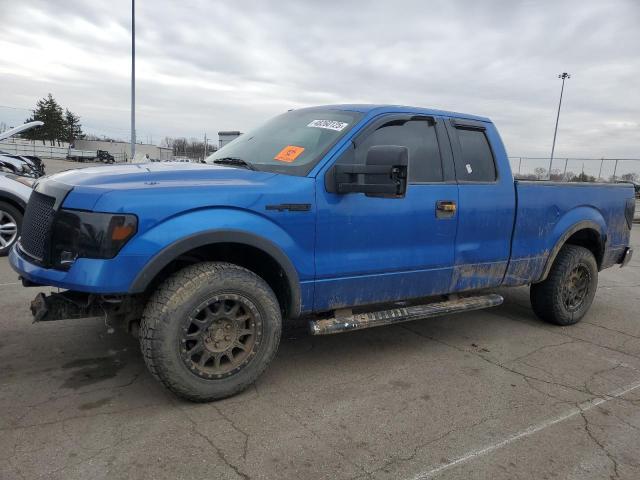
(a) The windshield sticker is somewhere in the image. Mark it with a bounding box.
[274,145,305,163]
[307,119,349,131]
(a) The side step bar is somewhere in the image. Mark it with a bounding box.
[309,294,503,335]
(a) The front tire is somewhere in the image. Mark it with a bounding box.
[140,262,282,402]
[530,245,598,325]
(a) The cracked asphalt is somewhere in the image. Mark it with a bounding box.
[1,160,639,479]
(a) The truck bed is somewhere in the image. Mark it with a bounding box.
[67,149,96,161]
[502,181,634,286]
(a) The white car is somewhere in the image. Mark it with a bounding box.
[0,122,43,254]
[0,121,46,178]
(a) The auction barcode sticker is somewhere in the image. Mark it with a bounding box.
[307,120,349,131]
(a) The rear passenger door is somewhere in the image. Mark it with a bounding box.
[314,115,459,311]
[445,119,515,291]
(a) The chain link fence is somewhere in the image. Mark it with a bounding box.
[509,157,640,222]
[508,157,640,183]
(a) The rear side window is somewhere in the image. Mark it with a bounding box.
[354,119,444,182]
[454,128,496,182]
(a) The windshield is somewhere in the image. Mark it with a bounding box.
[205,108,363,176]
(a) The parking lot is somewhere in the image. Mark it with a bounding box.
[0,160,639,479]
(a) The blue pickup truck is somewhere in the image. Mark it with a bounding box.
[9,104,635,401]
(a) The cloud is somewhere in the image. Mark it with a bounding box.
[0,0,638,159]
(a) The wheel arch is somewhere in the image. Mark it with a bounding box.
[129,230,302,319]
[538,220,605,282]
[0,191,27,212]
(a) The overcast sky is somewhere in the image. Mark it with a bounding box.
[1,0,638,161]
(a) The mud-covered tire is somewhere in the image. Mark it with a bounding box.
[530,245,598,326]
[140,262,282,402]
[0,201,22,256]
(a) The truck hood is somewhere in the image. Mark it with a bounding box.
[45,162,277,191]
[41,161,311,216]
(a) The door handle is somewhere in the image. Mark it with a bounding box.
[436,200,457,218]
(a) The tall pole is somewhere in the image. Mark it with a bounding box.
[130,0,136,161]
[548,72,570,178]
[598,158,604,180]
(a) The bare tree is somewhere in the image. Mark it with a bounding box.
[534,167,547,180]
[549,168,563,181]
[620,172,639,183]
[169,137,215,161]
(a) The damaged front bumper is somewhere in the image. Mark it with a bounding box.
[29,290,144,333]
[30,291,108,322]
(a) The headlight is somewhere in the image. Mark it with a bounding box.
[6,173,35,188]
[51,210,137,268]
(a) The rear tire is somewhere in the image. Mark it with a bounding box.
[140,262,282,402]
[0,201,22,256]
[530,245,598,325]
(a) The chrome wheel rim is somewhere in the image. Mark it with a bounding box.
[562,264,591,312]
[0,210,18,249]
[179,294,263,379]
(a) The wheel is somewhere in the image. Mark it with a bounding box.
[140,262,282,402]
[530,245,598,325]
[0,201,22,256]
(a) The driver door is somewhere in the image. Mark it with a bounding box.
[314,115,459,311]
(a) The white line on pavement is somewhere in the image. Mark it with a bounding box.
[409,379,640,480]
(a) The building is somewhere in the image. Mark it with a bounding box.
[218,131,242,149]
[72,139,173,162]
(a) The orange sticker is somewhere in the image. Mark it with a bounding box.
[274,145,305,163]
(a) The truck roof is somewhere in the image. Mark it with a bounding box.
[310,104,491,123]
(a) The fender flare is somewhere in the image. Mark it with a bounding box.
[537,220,605,282]
[128,230,302,318]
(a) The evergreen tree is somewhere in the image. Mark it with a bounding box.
[24,94,66,145]
[63,109,84,145]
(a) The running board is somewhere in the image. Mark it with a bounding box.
[309,294,504,335]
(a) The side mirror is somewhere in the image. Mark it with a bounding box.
[331,145,408,197]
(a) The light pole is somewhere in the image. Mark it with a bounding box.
[548,72,570,178]
[130,0,136,161]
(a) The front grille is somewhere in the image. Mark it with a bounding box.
[20,191,56,261]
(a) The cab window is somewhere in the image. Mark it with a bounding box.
[454,127,497,182]
[343,119,444,182]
